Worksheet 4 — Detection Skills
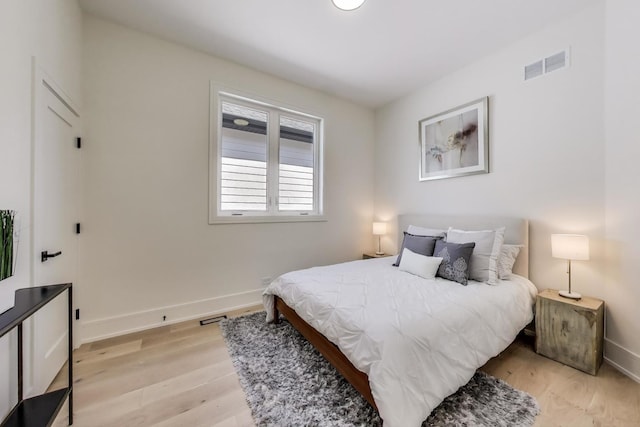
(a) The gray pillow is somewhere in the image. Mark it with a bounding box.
[434,240,476,285]
[447,227,505,285]
[393,232,440,267]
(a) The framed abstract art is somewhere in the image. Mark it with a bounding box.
[419,97,489,181]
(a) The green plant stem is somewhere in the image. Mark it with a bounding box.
[0,210,15,281]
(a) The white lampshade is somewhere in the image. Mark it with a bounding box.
[332,0,365,11]
[551,234,589,260]
[372,222,387,236]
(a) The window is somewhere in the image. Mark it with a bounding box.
[210,88,323,223]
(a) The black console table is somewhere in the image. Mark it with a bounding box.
[0,284,73,426]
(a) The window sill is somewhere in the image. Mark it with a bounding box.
[209,215,327,225]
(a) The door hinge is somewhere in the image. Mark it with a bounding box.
[75,309,80,320]
[76,137,82,149]
[76,223,81,234]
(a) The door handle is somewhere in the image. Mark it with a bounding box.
[41,250,62,262]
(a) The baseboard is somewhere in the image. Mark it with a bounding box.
[604,338,640,383]
[80,288,264,344]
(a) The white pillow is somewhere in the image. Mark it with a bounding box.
[406,225,446,238]
[446,227,505,285]
[498,244,523,279]
[398,248,443,280]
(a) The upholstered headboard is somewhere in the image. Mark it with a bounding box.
[397,214,529,278]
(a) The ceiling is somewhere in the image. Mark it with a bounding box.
[79,0,597,108]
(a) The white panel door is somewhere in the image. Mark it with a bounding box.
[31,72,80,395]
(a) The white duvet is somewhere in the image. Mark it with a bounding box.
[263,257,537,427]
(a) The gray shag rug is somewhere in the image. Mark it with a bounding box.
[220,312,539,427]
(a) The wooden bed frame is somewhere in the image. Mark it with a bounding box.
[271,215,529,413]
[273,295,378,410]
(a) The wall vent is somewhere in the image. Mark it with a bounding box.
[524,60,543,81]
[199,315,227,326]
[524,48,570,81]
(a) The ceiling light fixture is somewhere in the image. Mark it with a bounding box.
[332,0,365,11]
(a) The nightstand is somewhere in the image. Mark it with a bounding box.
[362,252,393,259]
[535,289,604,375]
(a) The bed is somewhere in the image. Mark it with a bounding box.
[263,215,537,427]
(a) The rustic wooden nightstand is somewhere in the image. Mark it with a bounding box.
[362,252,393,260]
[535,289,604,375]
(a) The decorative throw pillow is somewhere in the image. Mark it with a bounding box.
[433,240,476,285]
[398,248,443,280]
[446,227,505,285]
[393,232,440,267]
[498,244,523,279]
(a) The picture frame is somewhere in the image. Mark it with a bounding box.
[419,97,489,181]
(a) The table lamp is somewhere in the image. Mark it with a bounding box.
[372,222,387,255]
[551,234,589,299]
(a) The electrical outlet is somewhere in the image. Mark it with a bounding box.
[261,277,272,287]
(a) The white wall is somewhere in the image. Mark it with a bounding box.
[604,0,640,381]
[80,16,375,341]
[375,3,606,296]
[0,0,83,418]
[375,1,640,381]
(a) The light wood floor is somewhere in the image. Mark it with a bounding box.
[49,307,640,427]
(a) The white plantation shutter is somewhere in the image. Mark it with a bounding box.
[220,102,269,212]
[279,116,314,211]
[213,94,322,220]
[220,129,267,211]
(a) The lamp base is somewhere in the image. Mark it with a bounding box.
[559,290,582,300]
[375,251,385,256]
